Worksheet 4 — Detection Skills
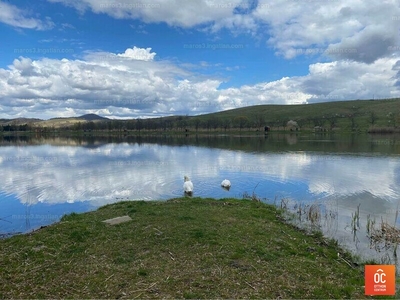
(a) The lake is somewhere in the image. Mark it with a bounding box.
[1,133,400,266]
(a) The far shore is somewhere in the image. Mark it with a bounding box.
[2,126,400,137]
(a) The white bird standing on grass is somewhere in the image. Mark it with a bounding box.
[221,179,231,191]
[183,175,193,196]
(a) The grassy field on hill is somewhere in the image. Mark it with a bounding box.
[1,197,395,299]
[193,98,400,132]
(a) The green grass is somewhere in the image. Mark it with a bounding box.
[0,198,397,298]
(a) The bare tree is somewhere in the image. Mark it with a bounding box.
[254,113,265,131]
[369,111,377,125]
[223,119,231,132]
[192,118,201,132]
[234,116,249,131]
[328,116,337,130]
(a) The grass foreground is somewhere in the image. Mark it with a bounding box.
[0,197,395,298]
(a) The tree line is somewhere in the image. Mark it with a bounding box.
[1,110,399,133]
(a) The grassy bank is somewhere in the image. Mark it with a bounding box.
[0,198,395,298]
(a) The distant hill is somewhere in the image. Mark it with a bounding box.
[29,114,109,128]
[0,114,108,126]
[0,117,43,125]
[77,114,109,121]
[194,98,400,121]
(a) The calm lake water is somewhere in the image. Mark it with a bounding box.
[1,133,400,266]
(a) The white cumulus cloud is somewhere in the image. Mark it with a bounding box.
[117,47,156,61]
[1,46,400,119]
[0,1,54,30]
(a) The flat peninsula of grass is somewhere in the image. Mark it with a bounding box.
[0,198,393,299]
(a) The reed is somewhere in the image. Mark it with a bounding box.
[351,204,361,233]
[280,197,289,210]
[367,216,400,254]
[307,204,321,228]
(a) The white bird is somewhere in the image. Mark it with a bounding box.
[221,179,231,190]
[183,175,193,196]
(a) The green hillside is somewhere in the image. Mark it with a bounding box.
[190,98,400,132]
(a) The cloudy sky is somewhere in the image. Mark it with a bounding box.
[1,0,400,119]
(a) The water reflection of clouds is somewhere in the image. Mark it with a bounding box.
[306,156,399,200]
[0,144,399,208]
[234,152,400,202]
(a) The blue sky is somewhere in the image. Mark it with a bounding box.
[1,0,400,119]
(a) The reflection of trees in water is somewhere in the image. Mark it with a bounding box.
[285,134,298,145]
[3,134,399,156]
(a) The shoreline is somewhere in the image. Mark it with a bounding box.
[2,128,400,138]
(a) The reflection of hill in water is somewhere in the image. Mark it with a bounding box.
[0,136,107,148]
[1,134,400,155]
[329,191,394,215]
